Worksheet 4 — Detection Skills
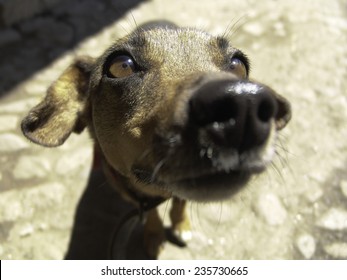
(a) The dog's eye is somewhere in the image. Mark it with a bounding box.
[108,55,136,78]
[229,57,247,78]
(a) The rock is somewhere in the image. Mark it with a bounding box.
[0,133,30,152]
[18,17,50,34]
[273,22,287,37]
[55,146,92,175]
[38,20,74,46]
[0,116,19,132]
[24,82,48,96]
[0,199,24,222]
[305,186,323,202]
[0,182,65,222]
[243,22,265,37]
[296,233,316,259]
[13,155,51,180]
[255,193,287,225]
[65,0,105,17]
[18,16,73,46]
[0,29,21,47]
[24,182,66,209]
[340,181,347,198]
[0,0,67,26]
[316,208,347,230]
[0,98,39,114]
[19,223,35,237]
[324,243,347,258]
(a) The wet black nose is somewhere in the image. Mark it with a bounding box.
[189,79,278,152]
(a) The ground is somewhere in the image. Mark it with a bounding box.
[0,0,347,259]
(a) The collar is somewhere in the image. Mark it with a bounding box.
[92,144,167,259]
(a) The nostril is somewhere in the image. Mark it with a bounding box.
[212,99,238,123]
[190,95,239,126]
[257,97,277,122]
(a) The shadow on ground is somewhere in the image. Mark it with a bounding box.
[0,0,146,98]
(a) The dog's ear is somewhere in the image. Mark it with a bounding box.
[275,94,291,130]
[21,56,95,147]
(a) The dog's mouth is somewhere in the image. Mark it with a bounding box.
[132,158,265,201]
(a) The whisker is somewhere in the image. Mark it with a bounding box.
[128,11,139,30]
[223,15,249,39]
[270,161,286,186]
[162,198,171,225]
[218,202,223,227]
[150,157,168,183]
[137,147,152,162]
[275,150,288,169]
[195,203,205,234]
[116,20,134,37]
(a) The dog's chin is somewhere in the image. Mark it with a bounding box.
[133,166,264,202]
[167,170,254,202]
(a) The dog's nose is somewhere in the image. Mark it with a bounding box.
[189,79,278,151]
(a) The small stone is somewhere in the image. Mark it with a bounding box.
[0,116,19,132]
[316,208,347,230]
[296,233,316,259]
[0,0,41,26]
[66,1,105,17]
[243,22,265,37]
[255,193,287,225]
[19,17,74,46]
[24,82,48,96]
[38,222,48,231]
[19,223,35,237]
[13,155,51,180]
[0,133,29,152]
[38,20,74,46]
[18,17,48,34]
[0,200,23,222]
[55,146,92,175]
[0,29,21,47]
[0,98,39,114]
[24,182,66,209]
[324,243,347,258]
[273,22,287,37]
[305,186,323,202]
[340,181,347,198]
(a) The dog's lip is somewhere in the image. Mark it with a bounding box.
[172,169,251,184]
[132,163,265,201]
[132,164,263,188]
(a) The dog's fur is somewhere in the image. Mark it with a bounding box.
[21,21,291,258]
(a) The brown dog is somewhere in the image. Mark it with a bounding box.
[21,21,291,259]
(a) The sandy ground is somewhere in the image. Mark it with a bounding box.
[0,0,347,259]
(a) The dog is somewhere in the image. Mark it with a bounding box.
[21,20,291,259]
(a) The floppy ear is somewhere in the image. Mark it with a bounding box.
[21,56,95,147]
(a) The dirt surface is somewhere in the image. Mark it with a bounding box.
[0,0,347,259]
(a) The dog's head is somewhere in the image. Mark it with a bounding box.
[22,23,291,201]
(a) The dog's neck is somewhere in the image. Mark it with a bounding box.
[92,144,166,212]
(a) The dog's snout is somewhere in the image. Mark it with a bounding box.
[189,80,278,151]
